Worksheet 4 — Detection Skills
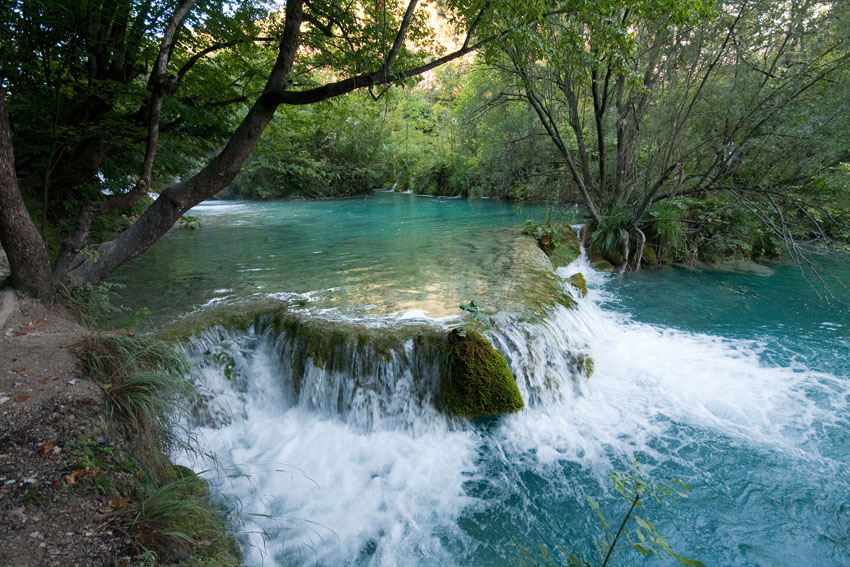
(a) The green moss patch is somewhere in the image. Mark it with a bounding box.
[441,330,524,418]
[571,354,595,379]
[566,273,588,297]
[523,221,582,269]
[641,245,659,266]
[549,229,582,268]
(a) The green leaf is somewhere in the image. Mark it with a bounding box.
[634,515,655,532]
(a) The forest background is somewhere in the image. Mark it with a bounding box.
[1,0,849,296]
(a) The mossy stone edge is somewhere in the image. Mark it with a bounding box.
[441,329,524,418]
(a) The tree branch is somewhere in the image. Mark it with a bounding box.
[176,37,277,83]
[385,0,420,72]
[275,34,500,106]
[55,0,198,278]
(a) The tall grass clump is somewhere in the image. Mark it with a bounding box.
[85,334,190,437]
[84,332,242,565]
[59,282,128,329]
[121,469,243,566]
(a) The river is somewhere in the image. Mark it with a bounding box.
[110,192,850,566]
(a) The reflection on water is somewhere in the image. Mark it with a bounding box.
[109,193,564,323]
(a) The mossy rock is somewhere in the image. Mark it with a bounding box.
[571,354,594,379]
[441,330,524,418]
[605,249,624,267]
[641,245,659,265]
[566,273,588,297]
[592,260,614,271]
[535,225,582,269]
[549,241,581,269]
[538,233,556,255]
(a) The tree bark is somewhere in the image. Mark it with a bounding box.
[0,92,56,297]
[64,0,306,285]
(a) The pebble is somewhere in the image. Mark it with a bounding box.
[0,394,8,405]
[67,379,76,385]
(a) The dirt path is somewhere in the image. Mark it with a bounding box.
[0,295,130,566]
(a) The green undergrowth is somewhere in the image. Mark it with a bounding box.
[83,332,242,566]
[441,329,524,418]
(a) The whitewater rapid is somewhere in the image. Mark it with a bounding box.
[178,254,850,566]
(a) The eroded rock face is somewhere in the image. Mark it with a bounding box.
[440,329,524,418]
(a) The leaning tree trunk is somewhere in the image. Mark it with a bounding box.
[0,92,56,297]
[63,0,305,286]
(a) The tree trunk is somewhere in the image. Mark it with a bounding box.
[0,92,56,297]
[64,0,306,286]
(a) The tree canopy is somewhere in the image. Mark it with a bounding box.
[1,0,848,296]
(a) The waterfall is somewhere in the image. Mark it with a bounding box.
[177,248,849,567]
[183,284,594,435]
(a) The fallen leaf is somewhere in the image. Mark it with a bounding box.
[82,466,99,479]
[65,469,85,485]
[126,332,135,338]
[59,342,74,349]
[13,367,26,373]
[108,497,130,508]
[16,320,45,336]
[40,442,54,454]
[14,395,30,403]
[39,375,59,384]
[73,345,84,353]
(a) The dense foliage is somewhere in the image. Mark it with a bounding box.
[0,0,849,297]
[224,0,850,272]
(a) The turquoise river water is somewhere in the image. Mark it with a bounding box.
[110,192,850,566]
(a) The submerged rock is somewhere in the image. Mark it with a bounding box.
[441,329,524,418]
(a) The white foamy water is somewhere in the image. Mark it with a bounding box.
[179,252,850,566]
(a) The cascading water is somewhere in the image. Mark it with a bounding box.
[178,249,850,566]
[107,195,848,566]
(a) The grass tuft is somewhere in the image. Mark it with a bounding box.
[85,334,190,436]
[121,469,242,566]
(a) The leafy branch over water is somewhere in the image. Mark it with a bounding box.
[515,460,704,567]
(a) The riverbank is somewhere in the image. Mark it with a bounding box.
[0,291,239,566]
